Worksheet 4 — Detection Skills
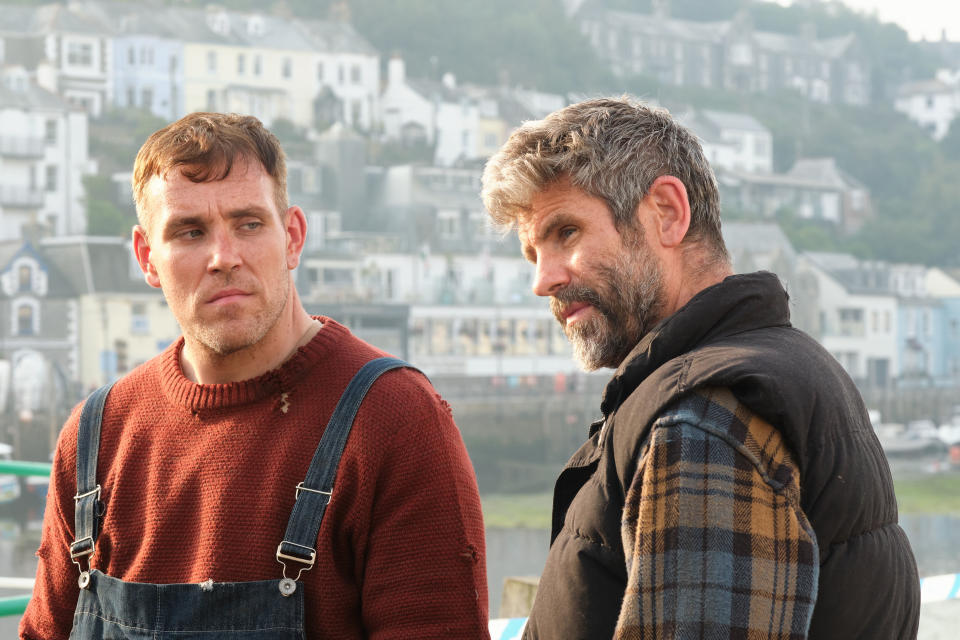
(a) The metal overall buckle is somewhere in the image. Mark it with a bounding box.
[275,542,316,597]
[69,485,102,589]
[274,483,328,596]
[69,540,94,589]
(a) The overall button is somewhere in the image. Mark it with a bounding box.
[78,572,90,589]
[279,578,296,596]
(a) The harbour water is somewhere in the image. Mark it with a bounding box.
[0,510,956,635]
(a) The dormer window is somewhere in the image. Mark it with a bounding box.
[207,10,230,36]
[247,15,264,37]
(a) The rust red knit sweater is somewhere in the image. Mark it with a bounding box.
[21,318,489,639]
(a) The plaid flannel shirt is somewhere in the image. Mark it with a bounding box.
[616,387,819,640]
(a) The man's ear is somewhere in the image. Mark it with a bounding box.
[284,205,308,270]
[643,175,691,248]
[132,225,162,289]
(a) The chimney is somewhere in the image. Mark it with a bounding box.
[388,55,405,88]
[652,0,670,18]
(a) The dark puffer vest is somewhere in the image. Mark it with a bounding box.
[525,272,920,640]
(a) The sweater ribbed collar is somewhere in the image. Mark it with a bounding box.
[159,316,349,411]
[600,271,791,416]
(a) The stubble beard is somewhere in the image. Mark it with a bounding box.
[186,272,291,358]
[550,241,665,371]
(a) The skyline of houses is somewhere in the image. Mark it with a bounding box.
[567,0,871,106]
[1,1,959,426]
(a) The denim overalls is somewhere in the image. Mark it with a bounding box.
[66,357,413,639]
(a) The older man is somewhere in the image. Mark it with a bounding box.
[482,98,919,639]
[22,112,488,639]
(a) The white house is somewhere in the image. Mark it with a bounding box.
[0,67,94,240]
[380,58,480,166]
[719,157,872,232]
[33,3,115,116]
[894,73,960,140]
[680,108,773,174]
[800,252,898,386]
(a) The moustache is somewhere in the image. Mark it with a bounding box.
[549,284,605,323]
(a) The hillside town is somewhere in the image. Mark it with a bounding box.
[0,1,958,452]
[2,0,960,635]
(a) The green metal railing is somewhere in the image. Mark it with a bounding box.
[0,460,52,478]
[0,459,52,617]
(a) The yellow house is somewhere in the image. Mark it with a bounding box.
[173,7,380,130]
[38,237,180,391]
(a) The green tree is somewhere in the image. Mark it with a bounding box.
[83,175,135,237]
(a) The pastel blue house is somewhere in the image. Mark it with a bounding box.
[892,265,945,383]
[923,268,960,385]
[107,6,185,120]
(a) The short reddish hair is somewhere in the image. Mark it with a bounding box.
[132,112,287,228]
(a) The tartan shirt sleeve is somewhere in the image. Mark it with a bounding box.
[615,387,819,640]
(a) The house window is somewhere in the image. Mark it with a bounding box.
[206,89,216,110]
[131,302,149,334]
[351,64,361,84]
[237,53,245,74]
[45,120,57,144]
[45,166,57,192]
[18,265,31,292]
[141,88,153,109]
[207,50,217,74]
[67,42,93,66]
[127,87,136,107]
[282,57,292,79]
[115,339,128,374]
[351,100,362,125]
[17,305,34,336]
[254,55,262,75]
[338,65,344,84]
[128,46,135,65]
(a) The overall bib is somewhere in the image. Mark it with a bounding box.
[66,357,414,640]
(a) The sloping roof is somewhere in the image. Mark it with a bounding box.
[596,9,856,60]
[64,2,379,55]
[0,77,72,111]
[407,78,471,104]
[602,10,728,43]
[700,109,769,134]
[804,251,860,271]
[33,3,114,37]
[803,251,895,294]
[722,222,796,260]
[40,237,153,295]
[0,6,45,35]
[786,158,849,189]
[675,110,724,144]
[296,19,378,56]
[751,31,853,59]
[896,79,955,97]
[0,241,77,298]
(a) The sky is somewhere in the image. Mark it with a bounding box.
[791,0,960,41]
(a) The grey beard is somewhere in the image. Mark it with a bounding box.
[551,245,664,371]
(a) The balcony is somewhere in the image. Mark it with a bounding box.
[0,137,45,159]
[0,186,45,209]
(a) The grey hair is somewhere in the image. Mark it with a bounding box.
[481,97,728,262]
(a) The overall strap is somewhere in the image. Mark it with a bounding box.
[69,383,114,566]
[276,357,417,579]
